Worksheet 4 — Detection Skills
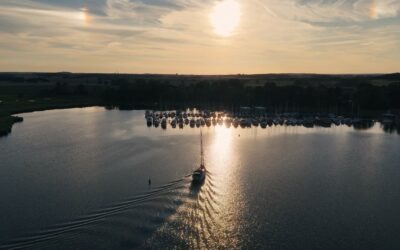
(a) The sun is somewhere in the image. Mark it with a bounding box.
[210,0,241,37]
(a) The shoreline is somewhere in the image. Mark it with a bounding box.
[0,98,102,137]
[1,72,399,137]
[1,103,399,137]
[0,116,24,137]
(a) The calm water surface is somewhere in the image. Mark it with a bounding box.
[1,107,399,249]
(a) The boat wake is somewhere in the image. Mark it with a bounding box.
[142,170,232,250]
[1,171,225,249]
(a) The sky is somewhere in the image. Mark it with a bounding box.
[0,0,399,74]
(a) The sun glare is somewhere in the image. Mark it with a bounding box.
[80,7,90,25]
[210,0,241,37]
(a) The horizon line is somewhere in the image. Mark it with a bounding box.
[1,71,399,76]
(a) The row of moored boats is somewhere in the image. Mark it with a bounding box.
[144,110,385,129]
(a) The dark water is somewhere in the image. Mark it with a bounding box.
[1,107,399,249]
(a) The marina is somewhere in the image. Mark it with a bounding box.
[144,109,400,133]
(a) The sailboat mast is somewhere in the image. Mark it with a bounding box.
[200,130,204,167]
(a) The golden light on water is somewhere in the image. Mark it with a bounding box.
[210,0,241,37]
[211,126,233,159]
[203,126,236,177]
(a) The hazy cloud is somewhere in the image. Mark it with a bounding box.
[0,0,399,73]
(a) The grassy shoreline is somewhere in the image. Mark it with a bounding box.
[0,97,102,137]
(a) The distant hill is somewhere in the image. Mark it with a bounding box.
[373,73,400,80]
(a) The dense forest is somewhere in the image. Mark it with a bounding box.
[40,75,400,116]
[103,79,400,115]
[1,73,400,115]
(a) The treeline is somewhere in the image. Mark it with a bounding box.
[40,78,400,115]
[44,78,400,113]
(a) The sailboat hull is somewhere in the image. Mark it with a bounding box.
[192,168,206,183]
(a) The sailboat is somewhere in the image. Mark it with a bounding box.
[192,130,206,183]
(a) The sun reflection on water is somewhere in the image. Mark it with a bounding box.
[203,126,244,247]
[209,126,233,169]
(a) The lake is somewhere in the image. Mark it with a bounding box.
[1,107,399,249]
